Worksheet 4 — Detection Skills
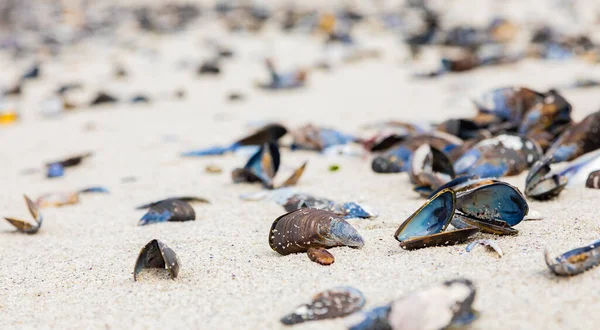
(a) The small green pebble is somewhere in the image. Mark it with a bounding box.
[329,164,340,172]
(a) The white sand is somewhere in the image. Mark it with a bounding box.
[2,1,600,329]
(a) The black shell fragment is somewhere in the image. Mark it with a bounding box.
[133,239,180,281]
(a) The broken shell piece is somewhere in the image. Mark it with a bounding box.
[544,239,600,276]
[205,164,223,173]
[280,287,365,325]
[139,199,196,226]
[307,247,335,265]
[3,195,43,234]
[466,239,503,257]
[133,239,180,281]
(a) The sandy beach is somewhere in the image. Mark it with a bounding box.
[2,1,600,329]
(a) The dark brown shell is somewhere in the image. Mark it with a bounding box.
[133,239,180,281]
[399,228,479,250]
[307,247,335,265]
[268,209,364,256]
[587,170,600,189]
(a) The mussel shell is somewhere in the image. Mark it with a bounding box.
[235,123,288,146]
[283,194,336,213]
[372,133,462,174]
[269,209,364,255]
[277,161,307,188]
[90,92,118,106]
[525,156,568,200]
[546,110,600,163]
[348,279,477,330]
[233,142,280,188]
[133,239,180,281]
[3,195,43,234]
[36,192,79,208]
[139,199,196,226]
[307,247,335,265]
[290,124,354,151]
[135,196,209,210]
[473,87,544,122]
[399,227,479,250]
[452,214,518,235]
[280,287,366,325]
[586,170,600,189]
[518,90,572,146]
[454,134,542,178]
[409,144,455,191]
[394,189,456,242]
[455,181,528,226]
[545,239,600,276]
[427,175,482,198]
[46,152,93,168]
[436,118,484,140]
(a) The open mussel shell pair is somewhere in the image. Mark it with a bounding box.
[348,279,478,330]
[409,144,455,196]
[394,189,478,250]
[137,196,209,226]
[545,239,600,276]
[134,239,180,281]
[232,142,307,189]
[545,110,600,163]
[280,287,365,325]
[395,181,528,249]
[453,134,542,179]
[269,209,364,265]
[525,155,568,200]
[3,195,43,234]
